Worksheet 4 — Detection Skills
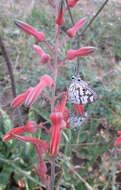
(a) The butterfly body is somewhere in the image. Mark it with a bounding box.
[68,75,98,104]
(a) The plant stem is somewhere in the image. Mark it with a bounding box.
[51,25,59,113]
[0,37,23,126]
[0,37,16,97]
[65,0,109,74]
[50,156,56,190]
[78,0,109,36]
[65,0,75,25]
[44,41,54,53]
[50,0,59,188]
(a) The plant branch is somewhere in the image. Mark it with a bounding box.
[0,37,16,97]
[51,24,59,112]
[0,37,23,125]
[55,165,63,190]
[58,57,67,68]
[65,0,109,75]
[78,0,109,37]
[65,0,75,25]
[50,156,56,190]
[44,41,54,53]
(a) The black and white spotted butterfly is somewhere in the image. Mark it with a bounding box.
[68,111,89,131]
[68,75,98,105]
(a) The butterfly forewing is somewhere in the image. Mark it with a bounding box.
[68,76,98,104]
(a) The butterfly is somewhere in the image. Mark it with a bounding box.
[68,75,98,105]
[67,111,88,131]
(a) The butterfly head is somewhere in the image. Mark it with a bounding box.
[71,75,82,83]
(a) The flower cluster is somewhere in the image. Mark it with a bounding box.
[3,0,97,188]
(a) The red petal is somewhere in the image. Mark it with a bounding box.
[56,1,64,26]
[11,134,49,153]
[74,104,84,116]
[2,126,25,142]
[68,0,79,8]
[11,88,33,108]
[14,19,45,42]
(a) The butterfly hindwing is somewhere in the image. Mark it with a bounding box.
[67,111,88,131]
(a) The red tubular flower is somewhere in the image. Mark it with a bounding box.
[74,104,84,116]
[11,75,52,107]
[25,121,37,133]
[34,45,51,64]
[63,106,70,123]
[67,0,79,8]
[50,124,61,156]
[114,131,121,146]
[67,46,96,60]
[25,75,53,106]
[55,93,69,128]
[11,88,33,108]
[67,18,86,38]
[55,93,67,113]
[11,134,49,153]
[50,113,64,156]
[10,134,50,185]
[2,121,37,142]
[14,19,45,42]
[56,1,64,26]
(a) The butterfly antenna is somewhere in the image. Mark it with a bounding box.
[76,61,82,77]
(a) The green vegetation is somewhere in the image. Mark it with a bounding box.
[0,0,121,189]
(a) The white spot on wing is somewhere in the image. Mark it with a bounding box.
[81,96,88,104]
[90,96,94,102]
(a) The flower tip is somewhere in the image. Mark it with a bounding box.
[56,0,64,26]
[14,18,22,27]
[80,17,87,23]
[67,28,75,38]
[68,0,79,8]
[2,134,10,142]
[41,75,53,87]
[14,19,45,42]
[33,45,43,55]
[67,46,96,60]
[41,54,51,64]
[88,46,96,52]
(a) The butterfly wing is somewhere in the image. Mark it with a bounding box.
[68,111,88,131]
[68,79,98,104]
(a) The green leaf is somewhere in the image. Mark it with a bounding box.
[0,108,13,134]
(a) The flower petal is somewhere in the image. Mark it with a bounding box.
[11,88,33,108]
[14,19,45,42]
